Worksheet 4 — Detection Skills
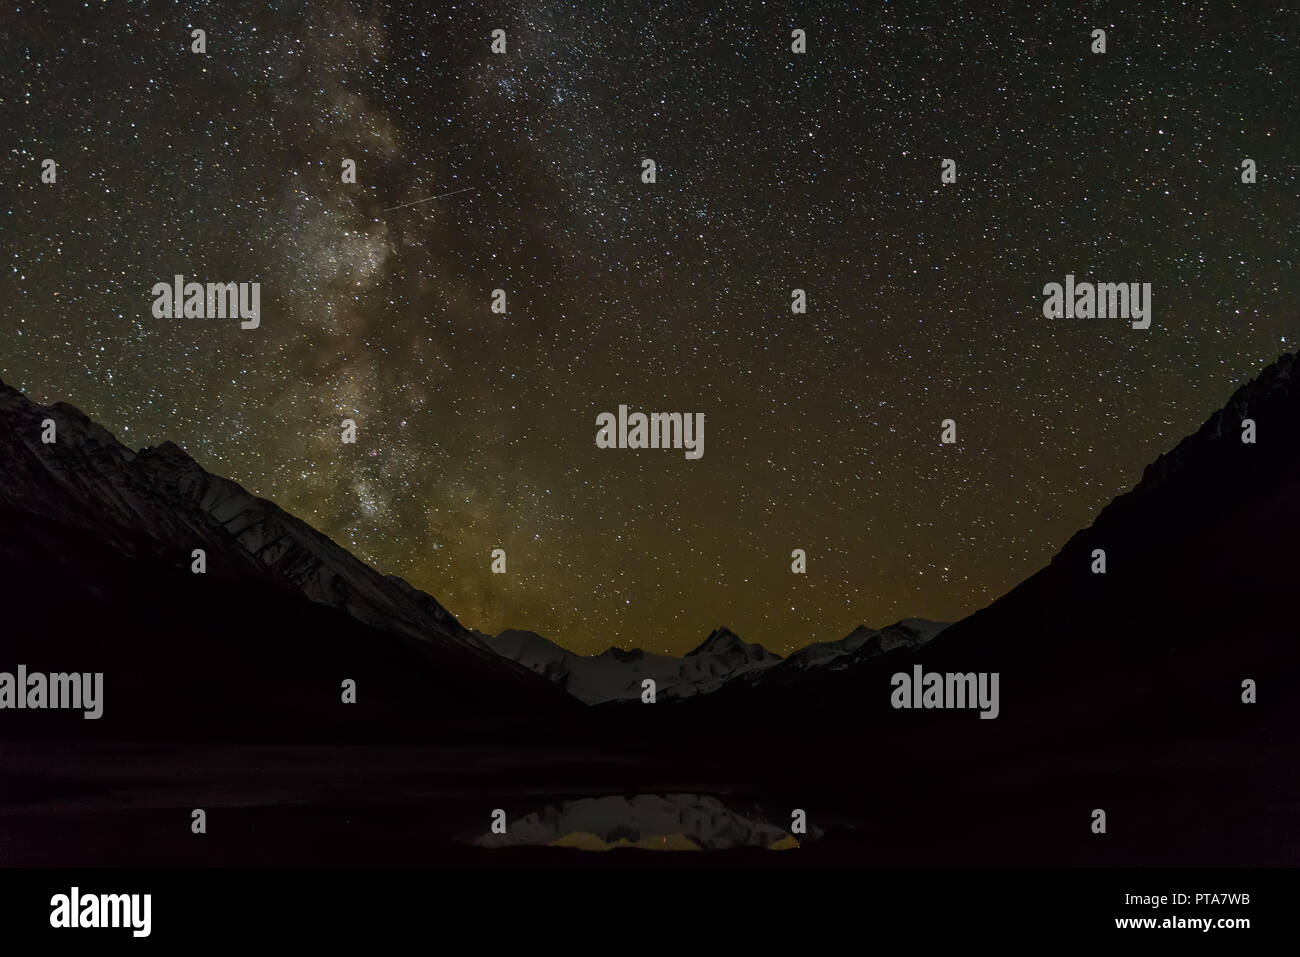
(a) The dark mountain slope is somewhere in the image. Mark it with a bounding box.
[673,351,1300,739]
[582,353,1300,866]
[0,379,580,742]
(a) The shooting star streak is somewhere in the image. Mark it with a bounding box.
[381,187,477,212]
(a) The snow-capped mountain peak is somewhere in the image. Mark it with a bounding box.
[483,618,949,704]
[0,377,495,659]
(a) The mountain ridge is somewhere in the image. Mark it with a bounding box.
[5,350,1295,720]
[481,618,950,704]
[0,375,497,658]
[670,350,1300,729]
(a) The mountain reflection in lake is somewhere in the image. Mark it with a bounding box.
[472,794,817,851]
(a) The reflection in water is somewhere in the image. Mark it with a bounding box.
[473,793,818,851]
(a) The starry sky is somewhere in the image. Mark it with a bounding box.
[4,2,1298,656]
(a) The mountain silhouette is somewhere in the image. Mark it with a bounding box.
[1,354,1297,866]
[483,620,948,703]
[483,625,780,703]
[628,351,1300,865]
[678,351,1300,732]
[0,377,579,743]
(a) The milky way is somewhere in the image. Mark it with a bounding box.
[4,2,1297,654]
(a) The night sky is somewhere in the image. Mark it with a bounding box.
[4,2,1297,655]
